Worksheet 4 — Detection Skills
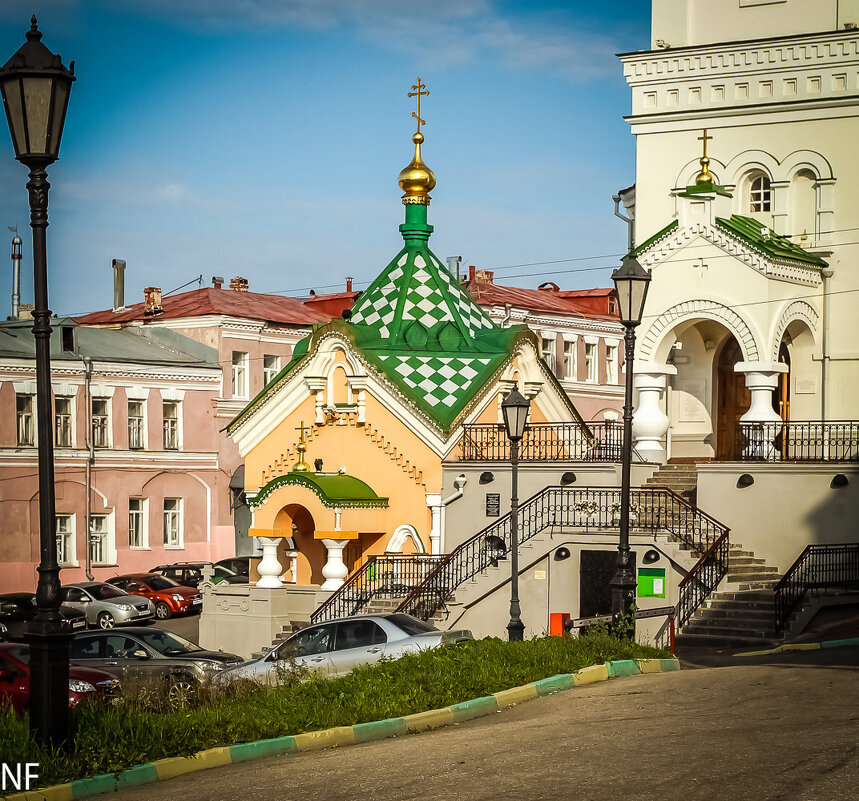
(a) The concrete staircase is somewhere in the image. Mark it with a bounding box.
[644,461,701,506]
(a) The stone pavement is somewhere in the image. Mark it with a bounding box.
[106,645,859,801]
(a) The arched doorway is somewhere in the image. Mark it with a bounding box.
[273,504,324,585]
[715,338,751,459]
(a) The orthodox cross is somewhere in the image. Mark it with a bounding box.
[698,129,713,160]
[694,258,708,276]
[409,78,429,134]
[295,421,309,443]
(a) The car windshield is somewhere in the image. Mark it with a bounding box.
[133,630,202,656]
[214,566,237,577]
[146,576,179,591]
[89,584,126,600]
[385,614,438,635]
[3,644,30,664]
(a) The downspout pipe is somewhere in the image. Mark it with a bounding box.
[81,356,94,580]
[820,267,833,422]
[613,194,634,253]
[442,474,467,506]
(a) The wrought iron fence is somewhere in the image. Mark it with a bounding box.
[395,486,729,621]
[310,554,444,624]
[460,422,623,462]
[774,543,859,634]
[736,421,859,462]
[677,532,730,628]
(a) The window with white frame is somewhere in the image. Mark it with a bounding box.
[56,514,75,565]
[162,401,180,450]
[128,400,145,450]
[749,174,772,212]
[263,354,280,386]
[16,394,34,446]
[55,397,72,447]
[163,498,183,548]
[540,337,555,372]
[585,343,598,383]
[231,351,249,399]
[128,498,147,548]
[89,514,111,565]
[605,345,618,384]
[92,398,110,448]
[562,340,577,380]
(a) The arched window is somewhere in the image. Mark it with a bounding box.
[790,169,817,241]
[749,174,772,212]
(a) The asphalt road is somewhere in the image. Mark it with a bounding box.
[106,646,859,801]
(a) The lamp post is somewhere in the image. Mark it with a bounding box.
[609,254,651,638]
[501,386,530,641]
[0,16,75,745]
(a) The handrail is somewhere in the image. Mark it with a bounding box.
[395,485,730,621]
[676,531,730,628]
[736,420,859,462]
[773,542,859,633]
[460,422,625,462]
[311,554,444,624]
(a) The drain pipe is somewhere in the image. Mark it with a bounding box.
[613,194,634,252]
[500,303,512,329]
[820,268,833,422]
[81,357,95,580]
[442,474,468,507]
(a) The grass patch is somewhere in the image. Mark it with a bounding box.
[2,633,667,788]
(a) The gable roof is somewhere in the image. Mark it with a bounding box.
[466,280,619,321]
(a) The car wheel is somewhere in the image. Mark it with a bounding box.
[165,674,197,709]
[154,601,172,620]
[96,611,116,630]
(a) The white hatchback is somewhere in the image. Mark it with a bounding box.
[215,613,473,684]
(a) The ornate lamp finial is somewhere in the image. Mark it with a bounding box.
[398,77,436,206]
[292,422,311,472]
[695,129,714,184]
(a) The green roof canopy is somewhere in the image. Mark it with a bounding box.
[250,472,389,510]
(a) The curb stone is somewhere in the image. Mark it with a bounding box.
[736,635,859,657]
[3,657,680,801]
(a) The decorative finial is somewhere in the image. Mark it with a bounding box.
[695,129,714,184]
[27,15,42,41]
[292,422,311,472]
[398,78,436,206]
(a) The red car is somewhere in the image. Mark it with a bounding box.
[0,643,121,714]
[108,574,202,620]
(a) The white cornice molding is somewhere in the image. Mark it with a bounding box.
[482,307,624,335]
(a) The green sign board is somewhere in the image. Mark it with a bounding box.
[637,567,666,598]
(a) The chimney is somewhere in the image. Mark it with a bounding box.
[112,259,126,312]
[212,276,224,289]
[473,268,494,284]
[10,233,22,319]
[229,276,249,292]
[143,286,163,316]
[346,277,353,292]
[446,256,462,280]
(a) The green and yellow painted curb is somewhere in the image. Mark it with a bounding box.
[3,657,679,801]
[737,635,859,657]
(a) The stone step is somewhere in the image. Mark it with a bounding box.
[681,622,776,638]
[695,608,774,624]
[675,633,779,650]
[705,598,776,612]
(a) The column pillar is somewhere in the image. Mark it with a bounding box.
[735,361,788,458]
[632,363,677,463]
[305,378,327,425]
[426,492,442,555]
[255,537,284,588]
[320,539,350,589]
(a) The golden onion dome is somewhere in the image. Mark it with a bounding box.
[398,132,436,205]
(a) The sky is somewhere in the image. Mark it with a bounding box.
[0,1,650,317]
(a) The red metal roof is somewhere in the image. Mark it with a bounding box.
[76,287,330,326]
[466,280,619,321]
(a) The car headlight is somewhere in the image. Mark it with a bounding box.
[68,679,95,693]
[172,594,184,602]
[115,604,134,611]
[195,660,224,673]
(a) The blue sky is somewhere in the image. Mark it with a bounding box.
[0,1,650,316]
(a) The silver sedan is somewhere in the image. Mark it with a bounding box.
[215,613,473,684]
[62,582,155,629]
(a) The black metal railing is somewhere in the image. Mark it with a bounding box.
[773,543,859,634]
[395,486,729,621]
[460,422,624,462]
[677,532,730,628]
[311,554,444,624]
[736,421,859,462]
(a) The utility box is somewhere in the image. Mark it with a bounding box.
[637,568,666,598]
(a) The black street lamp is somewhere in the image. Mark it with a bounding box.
[501,385,530,642]
[609,254,651,637]
[0,16,75,745]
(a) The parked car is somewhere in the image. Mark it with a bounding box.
[214,556,252,579]
[0,642,121,714]
[107,574,202,620]
[70,628,243,701]
[150,562,247,588]
[61,582,155,629]
[0,592,87,640]
[214,614,473,685]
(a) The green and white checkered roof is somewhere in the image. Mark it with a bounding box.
[350,249,494,341]
[377,354,493,410]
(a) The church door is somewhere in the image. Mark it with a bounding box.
[715,339,751,460]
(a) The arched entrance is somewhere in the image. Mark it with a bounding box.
[273,504,324,585]
[715,338,751,459]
